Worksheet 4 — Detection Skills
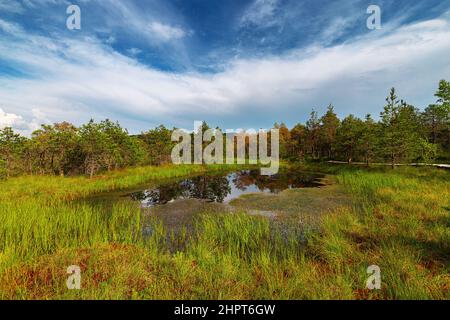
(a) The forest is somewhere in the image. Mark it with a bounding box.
[1,80,449,179]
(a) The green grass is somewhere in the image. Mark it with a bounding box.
[0,164,245,270]
[0,164,245,202]
[0,164,448,299]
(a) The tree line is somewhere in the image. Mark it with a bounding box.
[279,80,449,167]
[1,80,449,178]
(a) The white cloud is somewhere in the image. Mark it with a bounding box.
[319,16,358,45]
[0,19,23,34]
[0,107,49,135]
[148,22,188,42]
[127,47,142,56]
[240,0,279,27]
[0,108,24,128]
[0,13,449,134]
[91,1,190,46]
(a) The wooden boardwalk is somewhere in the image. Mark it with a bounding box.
[327,161,450,169]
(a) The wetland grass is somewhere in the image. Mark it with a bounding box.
[0,164,448,299]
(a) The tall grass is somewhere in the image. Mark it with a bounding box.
[0,164,242,269]
[0,201,143,269]
[0,164,448,299]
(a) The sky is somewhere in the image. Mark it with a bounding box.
[0,0,450,135]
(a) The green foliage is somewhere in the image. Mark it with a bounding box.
[378,88,421,167]
[361,114,378,165]
[435,79,450,108]
[289,123,307,160]
[31,122,79,175]
[419,139,438,164]
[140,125,174,165]
[423,104,448,144]
[78,119,129,177]
[429,79,450,158]
[336,114,364,163]
[0,127,26,178]
[1,80,449,179]
[305,110,321,159]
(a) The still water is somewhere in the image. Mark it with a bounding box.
[127,170,325,208]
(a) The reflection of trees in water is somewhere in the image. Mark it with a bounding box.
[232,170,263,191]
[183,176,231,202]
[131,175,231,205]
[131,183,184,206]
[232,170,324,193]
[131,170,324,206]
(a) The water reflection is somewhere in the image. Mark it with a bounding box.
[130,170,325,208]
[132,176,231,206]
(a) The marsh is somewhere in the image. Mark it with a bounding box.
[83,168,350,240]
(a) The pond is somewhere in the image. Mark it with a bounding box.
[84,168,337,245]
[127,169,326,208]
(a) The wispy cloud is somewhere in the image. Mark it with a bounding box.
[0,0,24,14]
[148,22,189,42]
[126,47,142,56]
[240,0,280,28]
[0,19,23,34]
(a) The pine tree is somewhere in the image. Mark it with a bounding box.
[434,80,450,158]
[290,123,307,160]
[306,110,321,159]
[361,114,378,166]
[336,115,364,163]
[320,104,340,159]
[379,88,421,168]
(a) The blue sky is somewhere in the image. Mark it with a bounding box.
[0,0,450,134]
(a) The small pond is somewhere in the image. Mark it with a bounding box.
[84,168,332,244]
[127,169,325,208]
